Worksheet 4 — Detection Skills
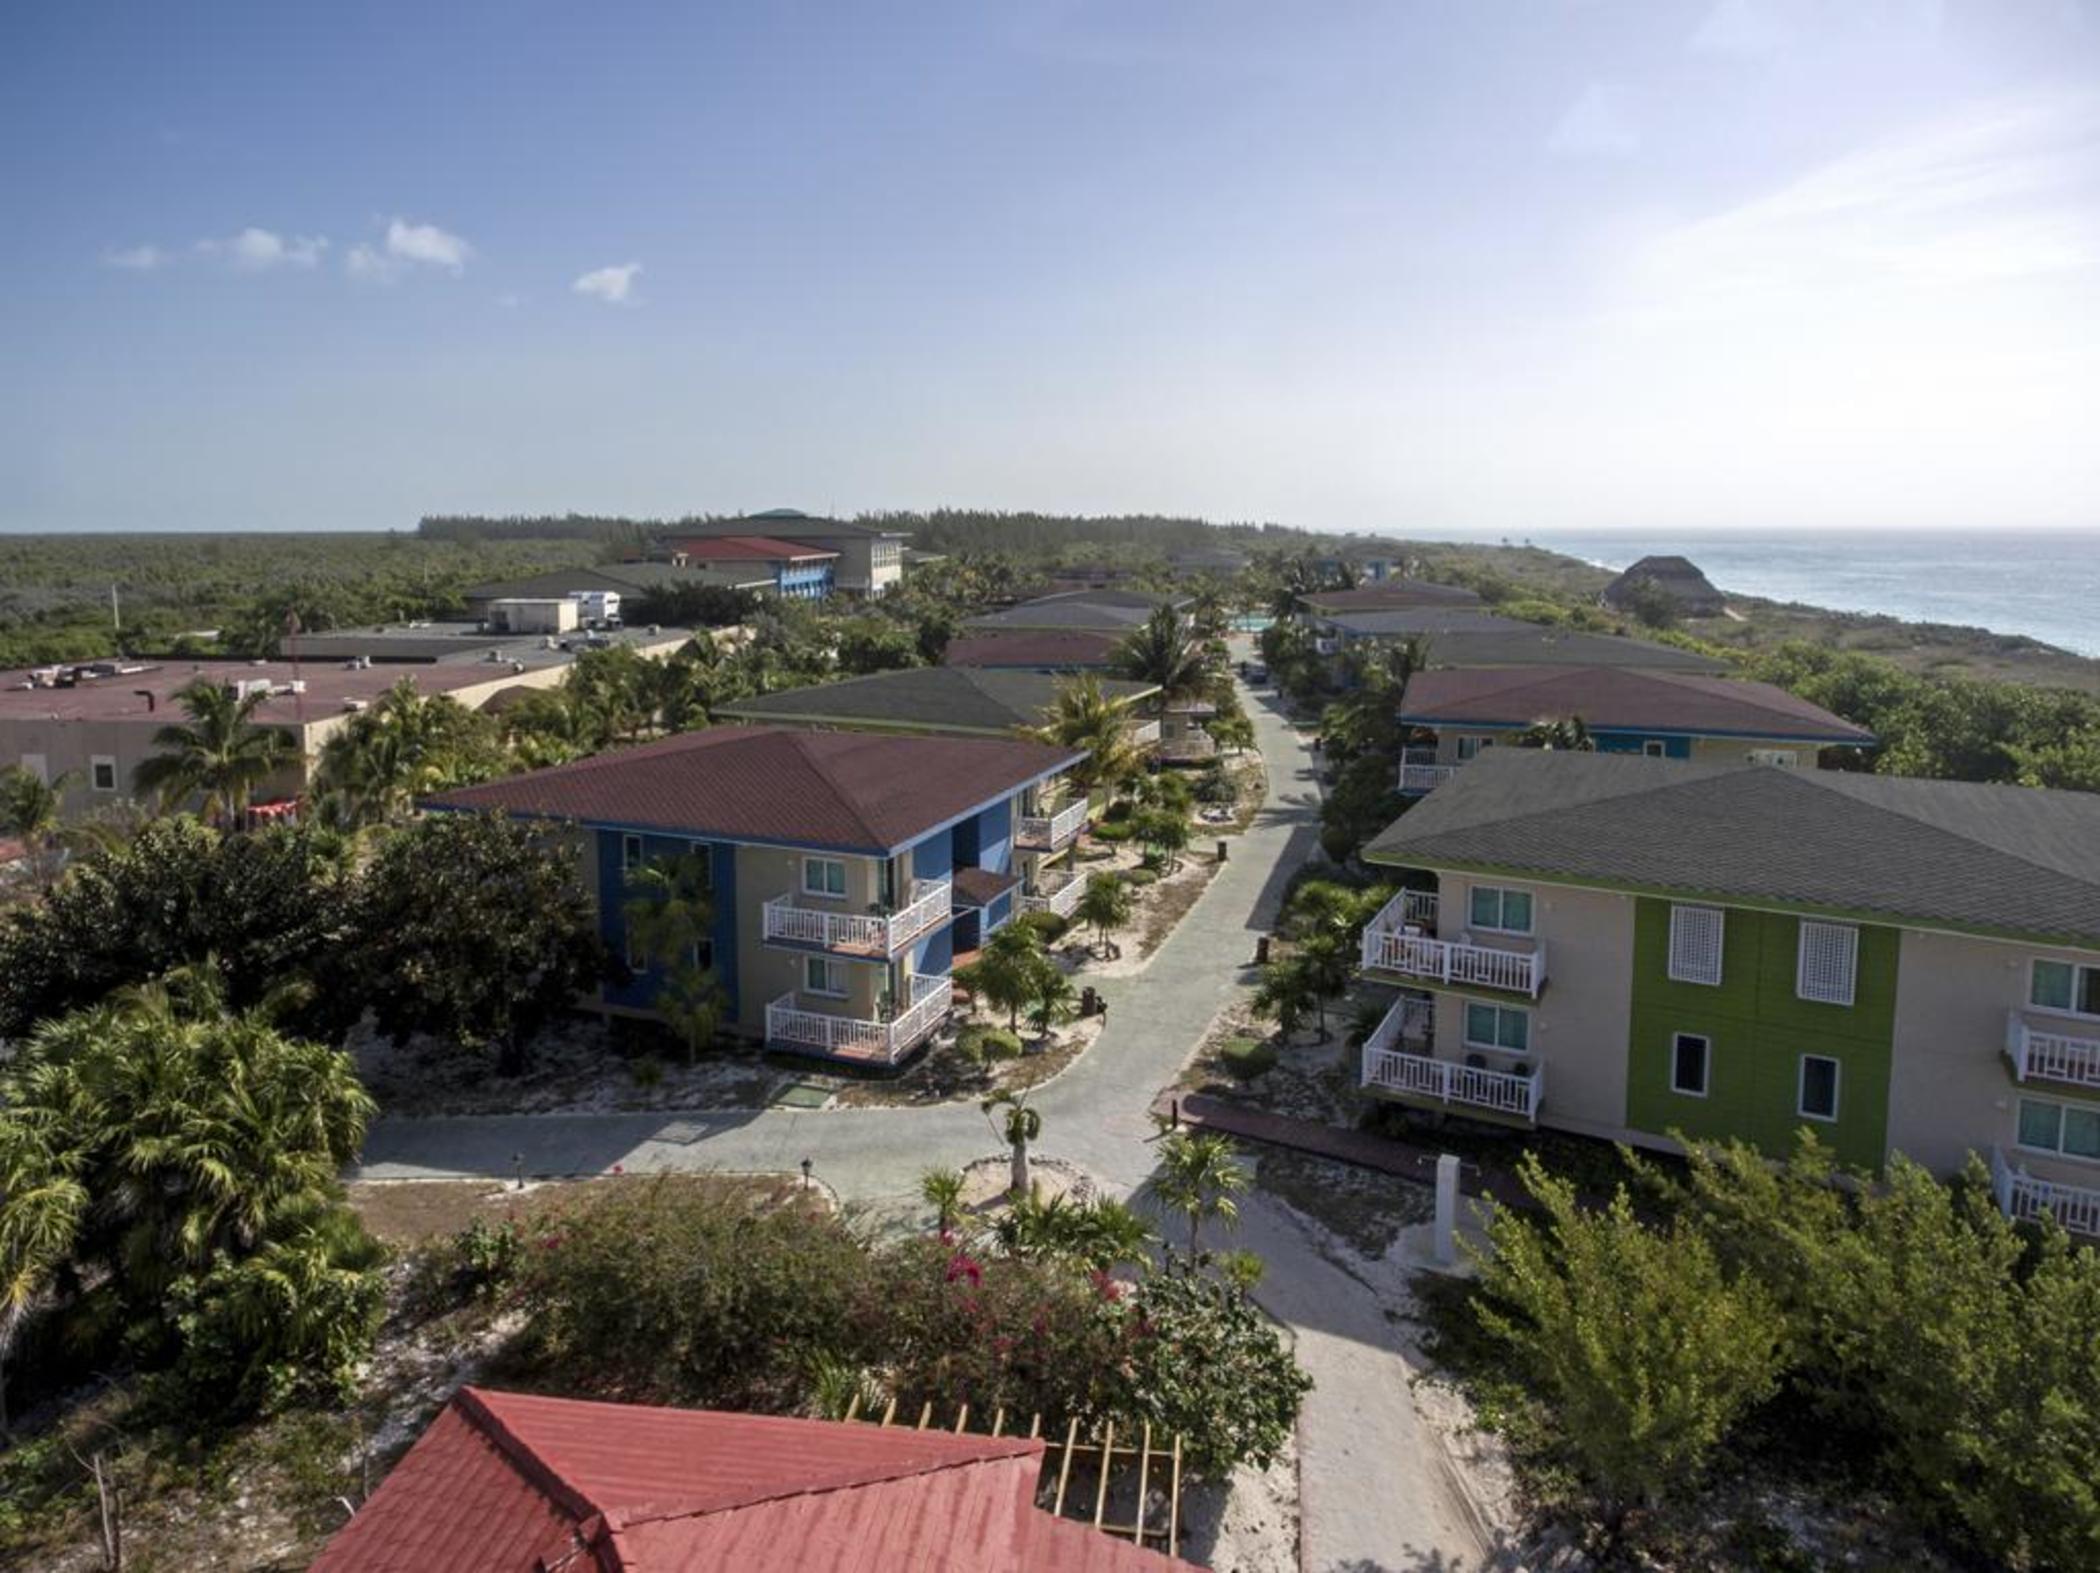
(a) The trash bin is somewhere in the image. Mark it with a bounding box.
[1216,838,1228,863]
[1255,935,1271,965]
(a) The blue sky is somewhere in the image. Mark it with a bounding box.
[2,1,2095,533]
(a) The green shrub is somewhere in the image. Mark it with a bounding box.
[1219,1037,1277,1078]
[957,1023,1024,1064]
[630,1054,665,1089]
[1091,819,1137,844]
[1015,909,1071,945]
[1122,868,1160,888]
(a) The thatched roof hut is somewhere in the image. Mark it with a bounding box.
[1601,555,1725,617]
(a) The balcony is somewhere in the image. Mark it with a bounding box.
[2006,1013,2100,1091]
[1361,924,1544,997]
[1362,992,1435,1053]
[762,876,952,957]
[1398,748,1459,795]
[1019,866,1086,920]
[1361,1043,1543,1123]
[1365,888,1440,936]
[1015,799,1090,852]
[1992,1147,2100,1239]
[1128,718,1162,748]
[764,974,955,1065]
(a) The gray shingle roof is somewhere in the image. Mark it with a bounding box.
[1313,609,1724,673]
[1398,666,1873,744]
[716,667,1156,734]
[1365,749,2100,946]
[964,591,1185,633]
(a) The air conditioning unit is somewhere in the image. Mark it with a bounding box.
[342,698,369,713]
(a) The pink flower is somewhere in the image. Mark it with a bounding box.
[944,1252,983,1287]
[611,1163,625,1176]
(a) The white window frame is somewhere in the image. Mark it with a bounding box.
[1670,1032,1711,1097]
[2016,1097,2100,1165]
[1796,921,1859,1007]
[1642,739,1668,758]
[1467,884,1534,936]
[805,955,848,997]
[2030,958,2100,1022]
[1796,1054,1841,1123]
[803,856,849,900]
[1454,734,1493,762]
[1748,748,1799,767]
[1668,905,1725,987]
[621,834,643,874]
[89,755,118,793]
[1463,1001,1531,1055]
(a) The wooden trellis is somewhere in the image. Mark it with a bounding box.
[842,1393,1184,1556]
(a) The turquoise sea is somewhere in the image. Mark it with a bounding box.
[1519,531,2100,659]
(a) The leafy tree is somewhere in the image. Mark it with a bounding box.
[0,765,77,891]
[1153,1129,1248,1256]
[1472,1153,1782,1553]
[1031,675,1142,799]
[1075,871,1133,957]
[0,986,381,1420]
[346,812,607,1073]
[313,678,502,827]
[983,1090,1043,1196]
[0,816,353,1041]
[835,617,923,675]
[1616,575,1681,630]
[1515,715,1595,751]
[131,678,295,825]
[1133,804,1191,872]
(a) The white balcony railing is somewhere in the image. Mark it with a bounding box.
[761,876,952,956]
[1993,1147,2100,1238]
[2006,1013,2100,1090]
[1362,926,1545,997]
[1399,748,1459,794]
[764,974,955,1064]
[1129,718,1162,748]
[1015,799,1090,851]
[1363,993,1435,1054]
[1364,888,1440,938]
[1362,1045,1543,1121]
[1019,867,1085,919]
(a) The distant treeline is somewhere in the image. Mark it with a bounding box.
[418,508,1319,559]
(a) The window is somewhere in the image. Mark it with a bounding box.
[621,834,643,874]
[1748,748,1799,767]
[1467,885,1534,934]
[2018,1098,2100,1161]
[90,755,118,792]
[803,857,848,899]
[2032,960,2100,1019]
[1668,905,1725,986]
[1454,735,1492,762]
[1670,1033,1710,1096]
[1642,740,1668,758]
[805,956,847,996]
[1797,1055,1841,1122]
[1463,1001,1530,1054]
[1796,922,1859,1006]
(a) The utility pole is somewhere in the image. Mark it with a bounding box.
[110,583,121,635]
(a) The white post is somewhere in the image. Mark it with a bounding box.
[1434,1153,1461,1266]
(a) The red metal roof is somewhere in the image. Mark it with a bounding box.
[943,632,1124,670]
[312,1388,1188,1572]
[429,725,1082,853]
[665,534,840,563]
[1398,665,1875,743]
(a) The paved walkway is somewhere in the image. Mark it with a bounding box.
[356,658,1496,1572]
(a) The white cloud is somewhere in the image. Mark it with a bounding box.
[384,218,471,273]
[1547,83,1639,159]
[345,217,473,283]
[104,244,169,271]
[200,227,328,270]
[572,263,642,304]
[1690,0,1794,58]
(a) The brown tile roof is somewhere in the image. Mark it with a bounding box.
[1398,666,1874,744]
[666,535,839,562]
[312,1387,1189,1572]
[943,632,1123,671]
[428,725,1082,853]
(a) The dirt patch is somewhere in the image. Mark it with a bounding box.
[1253,1148,1433,1258]
[352,1014,791,1118]
[829,1009,1106,1109]
[1173,990,1384,1132]
[1178,1449,1301,1573]
[347,1172,808,1247]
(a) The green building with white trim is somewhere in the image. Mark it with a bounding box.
[1357,749,2100,1233]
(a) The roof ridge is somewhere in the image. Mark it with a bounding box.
[453,1386,612,1524]
[782,729,892,849]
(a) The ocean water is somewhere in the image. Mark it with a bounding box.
[1517,531,2100,658]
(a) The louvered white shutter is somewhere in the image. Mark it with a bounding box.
[1796,921,1858,1006]
[1668,905,1725,986]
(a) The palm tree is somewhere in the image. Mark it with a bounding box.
[1031,675,1141,799]
[622,851,716,967]
[920,1166,966,1234]
[0,765,78,890]
[131,679,294,827]
[1025,971,1079,1040]
[957,924,1048,1034]
[1517,715,1595,751]
[1253,955,1320,1041]
[982,1089,1042,1197]
[1115,606,1210,713]
[1153,1128,1248,1256]
[314,678,487,827]
[1075,872,1133,957]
